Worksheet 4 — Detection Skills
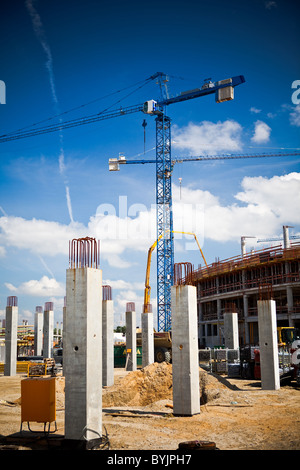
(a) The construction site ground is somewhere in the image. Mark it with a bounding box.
[0,362,299,452]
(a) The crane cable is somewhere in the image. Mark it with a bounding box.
[0,75,157,143]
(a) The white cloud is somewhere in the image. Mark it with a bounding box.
[172,172,300,243]
[0,216,82,256]
[265,1,277,9]
[172,120,243,155]
[290,105,300,127]
[250,107,261,114]
[4,282,17,292]
[251,120,271,143]
[103,279,145,291]
[0,173,299,264]
[0,208,156,269]
[5,276,65,297]
[235,172,300,222]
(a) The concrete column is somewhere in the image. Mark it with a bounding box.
[141,311,154,368]
[283,225,290,249]
[102,299,114,385]
[171,285,200,416]
[286,286,294,327]
[64,267,102,446]
[125,308,137,371]
[198,302,202,344]
[243,294,250,344]
[257,299,280,390]
[4,302,18,376]
[34,307,43,356]
[62,297,66,374]
[43,303,54,358]
[224,312,239,349]
[217,298,221,320]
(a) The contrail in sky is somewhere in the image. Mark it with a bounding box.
[25,0,74,224]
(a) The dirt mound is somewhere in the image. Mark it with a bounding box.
[103,362,173,407]
[102,362,230,407]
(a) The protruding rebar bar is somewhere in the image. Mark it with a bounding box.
[45,301,54,311]
[102,285,112,301]
[259,282,273,300]
[69,237,100,269]
[143,303,152,313]
[126,302,135,312]
[174,262,193,285]
[224,302,237,313]
[7,296,18,307]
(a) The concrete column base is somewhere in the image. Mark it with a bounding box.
[125,310,137,371]
[4,306,18,376]
[64,267,102,442]
[43,309,54,358]
[224,312,239,349]
[141,312,154,368]
[257,299,280,390]
[171,285,200,416]
[102,300,114,386]
[34,311,43,356]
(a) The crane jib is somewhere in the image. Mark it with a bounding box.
[157,75,245,107]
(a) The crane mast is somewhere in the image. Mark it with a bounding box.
[155,113,173,331]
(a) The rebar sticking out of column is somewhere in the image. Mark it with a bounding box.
[126,302,135,312]
[174,262,193,285]
[143,303,152,313]
[69,237,100,269]
[7,296,18,307]
[102,285,112,301]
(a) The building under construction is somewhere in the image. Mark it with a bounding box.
[177,239,300,348]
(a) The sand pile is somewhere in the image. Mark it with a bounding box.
[102,362,231,408]
[103,362,173,407]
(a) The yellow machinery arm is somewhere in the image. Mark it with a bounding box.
[143,234,163,313]
[172,231,208,269]
[143,231,207,313]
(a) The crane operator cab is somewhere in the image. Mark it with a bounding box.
[143,100,161,115]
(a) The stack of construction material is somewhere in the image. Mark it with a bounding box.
[28,363,46,376]
[44,358,56,376]
[210,348,228,374]
[199,349,212,371]
[227,349,241,377]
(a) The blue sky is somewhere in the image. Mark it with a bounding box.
[0,0,300,329]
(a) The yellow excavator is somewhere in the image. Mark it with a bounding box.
[277,327,300,347]
[141,231,207,363]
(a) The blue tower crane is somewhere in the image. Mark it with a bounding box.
[110,72,246,331]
